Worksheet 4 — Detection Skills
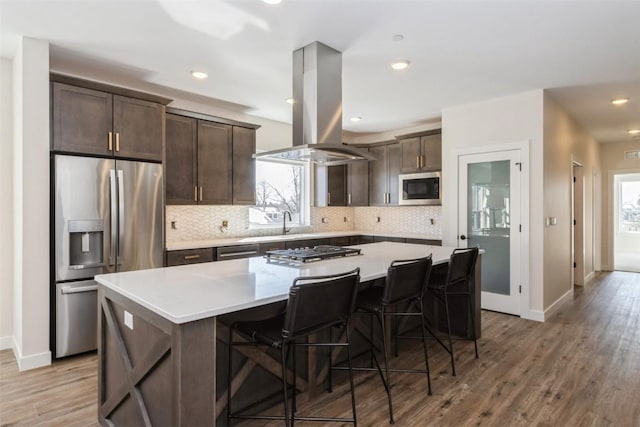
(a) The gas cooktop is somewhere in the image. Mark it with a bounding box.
[264,245,362,264]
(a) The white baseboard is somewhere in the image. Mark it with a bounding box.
[523,310,545,322]
[0,336,14,351]
[584,271,595,284]
[544,288,574,320]
[13,339,51,371]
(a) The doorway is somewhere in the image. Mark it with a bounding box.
[458,149,523,316]
[572,162,585,286]
[613,173,640,273]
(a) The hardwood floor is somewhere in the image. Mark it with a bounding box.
[2,271,640,426]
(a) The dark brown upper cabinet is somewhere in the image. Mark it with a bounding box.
[347,159,369,206]
[315,165,347,207]
[165,114,197,204]
[52,82,165,162]
[398,131,442,173]
[369,142,401,206]
[165,109,259,206]
[232,127,256,205]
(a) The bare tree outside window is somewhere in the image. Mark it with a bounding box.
[250,161,305,226]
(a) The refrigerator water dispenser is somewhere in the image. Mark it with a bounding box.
[68,220,104,269]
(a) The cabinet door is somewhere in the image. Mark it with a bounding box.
[198,120,232,204]
[232,127,256,205]
[421,133,442,171]
[347,160,369,206]
[386,143,401,205]
[327,165,347,206]
[113,95,164,162]
[52,83,113,156]
[166,114,197,204]
[368,145,388,206]
[399,137,422,173]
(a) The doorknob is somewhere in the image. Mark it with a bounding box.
[459,235,467,240]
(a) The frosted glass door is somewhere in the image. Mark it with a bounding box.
[459,151,521,315]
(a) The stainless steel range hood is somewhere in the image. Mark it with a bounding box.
[255,41,373,166]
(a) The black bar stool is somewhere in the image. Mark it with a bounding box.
[227,268,361,427]
[426,247,479,376]
[336,256,432,425]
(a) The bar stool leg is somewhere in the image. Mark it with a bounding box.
[292,341,297,419]
[328,327,334,393]
[345,326,358,427]
[281,344,290,427]
[443,292,456,376]
[418,301,432,395]
[468,294,479,358]
[377,311,395,424]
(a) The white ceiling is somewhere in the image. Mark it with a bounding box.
[1,0,639,143]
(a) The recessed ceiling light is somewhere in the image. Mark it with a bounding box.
[191,70,208,79]
[263,0,282,4]
[628,129,640,135]
[391,60,410,70]
[392,34,404,42]
[611,98,630,105]
[285,97,294,104]
[350,116,362,122]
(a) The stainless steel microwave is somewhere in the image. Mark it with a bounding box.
[399,171,441,205]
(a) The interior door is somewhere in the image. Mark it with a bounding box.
[458,150,521,315]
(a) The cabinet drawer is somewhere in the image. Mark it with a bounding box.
[329,236,350,246]
[216,244,260,261]
[373,236,405,243]
[405,238,442,246]
[166,248,214,266]
[259,242,286,256]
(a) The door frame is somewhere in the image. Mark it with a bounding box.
[609,168,640,272]
[571,160,584,287]
[450,141,530,317]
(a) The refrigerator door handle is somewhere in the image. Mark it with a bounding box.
[117,169,125,266]
[109,170,117,266]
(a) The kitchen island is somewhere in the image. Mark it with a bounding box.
[96,242,481,426]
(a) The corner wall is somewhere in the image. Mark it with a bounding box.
[542,93,600,308]
[12,38,51,370]
[0,58,14,350]
[599,141,640,270]
[441,90,545,317]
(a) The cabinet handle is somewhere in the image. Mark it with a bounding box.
[199,186,203,201]
[416,155,420,169]
[194,186,198,202]
[184,254,201,260]
[348,193,352,205]
[115,132,120,152]
[108,131,113,151]
[328,192,331,205]
[420,155,424,169]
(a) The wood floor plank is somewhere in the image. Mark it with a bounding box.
[2,272,640,426]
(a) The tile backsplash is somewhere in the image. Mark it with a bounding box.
[166,205,442,242]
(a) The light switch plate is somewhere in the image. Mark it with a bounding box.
[124,310,134,330]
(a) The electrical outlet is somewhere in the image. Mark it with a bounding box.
[376,216,381,223]
[171,221,177,230]
[321,217,328,223]
[222,220,229,228]
[124,310,134,330]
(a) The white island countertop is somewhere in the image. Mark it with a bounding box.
[96,242,459,325]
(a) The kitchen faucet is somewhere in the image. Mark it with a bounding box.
[282,211,292,235]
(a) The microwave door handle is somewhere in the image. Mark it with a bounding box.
[109,170,117,266]
[117,169,124,267]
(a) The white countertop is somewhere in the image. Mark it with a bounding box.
[96,242,454,324]
[166,231,442,251]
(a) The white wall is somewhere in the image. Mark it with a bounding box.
[542,93,600,307]
[12,38,51,370]
[441,90,545,317]
[0,58,14,350]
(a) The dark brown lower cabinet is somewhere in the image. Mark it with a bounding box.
[166,248,214,266]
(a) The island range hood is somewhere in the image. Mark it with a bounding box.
[254,41,374,166]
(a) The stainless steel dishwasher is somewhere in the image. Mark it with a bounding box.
[55,280,98,358]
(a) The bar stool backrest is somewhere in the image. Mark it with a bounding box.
[446,248,479,287]
[382,256,433,306]
[282,268,361,341]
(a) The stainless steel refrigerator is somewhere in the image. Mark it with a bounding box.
[53,154,163,358]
